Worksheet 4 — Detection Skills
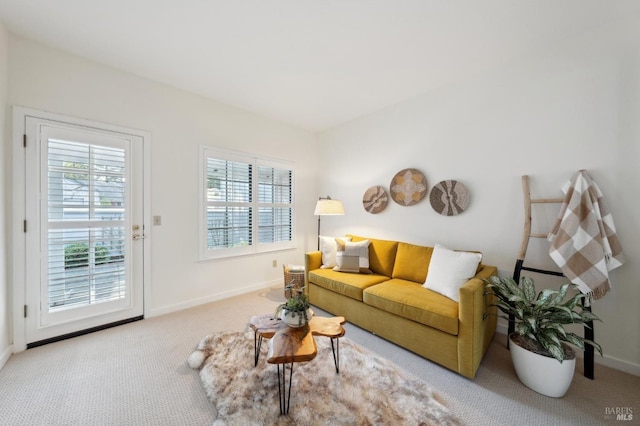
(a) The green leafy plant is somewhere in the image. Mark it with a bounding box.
[484,276,603,363]
[275,284,311,328]
[64,243,110,269]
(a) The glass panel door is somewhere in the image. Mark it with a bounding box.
[25,118,144,344]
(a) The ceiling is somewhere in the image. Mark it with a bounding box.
[1,1,639,132]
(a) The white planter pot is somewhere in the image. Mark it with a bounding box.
[281,309,312,328]
[509,335,576,398]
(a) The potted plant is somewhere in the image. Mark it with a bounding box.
[484,275,603,397]
[275,284,312,329]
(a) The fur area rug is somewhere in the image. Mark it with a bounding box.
[188,331,462,425]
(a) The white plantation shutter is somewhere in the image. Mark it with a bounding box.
[200,147,294,259]
[46,139,126,309]
[206,156,253,250]
[257,163,292,244]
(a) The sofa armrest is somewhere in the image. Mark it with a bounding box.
[305,251,322,287]
[457,265,498,378]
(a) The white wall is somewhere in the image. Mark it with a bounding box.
[7,36,319,324]
[319,15,640,374]
[0,23,10,368]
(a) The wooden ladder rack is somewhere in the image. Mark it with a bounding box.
[510,175,595,379]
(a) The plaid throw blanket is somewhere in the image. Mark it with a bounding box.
[548,170,624,299]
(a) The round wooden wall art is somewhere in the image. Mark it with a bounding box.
[389,168,427,206]
[362,186,388,214]
[430,180,470,216]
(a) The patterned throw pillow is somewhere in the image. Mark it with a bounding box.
[333,239,372,274]
[319,236,352,268]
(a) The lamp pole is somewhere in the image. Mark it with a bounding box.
[316,196,330,250]
[317,215,321,250]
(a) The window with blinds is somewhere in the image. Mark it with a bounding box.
[47,139,127,309]
[200,147,294,259]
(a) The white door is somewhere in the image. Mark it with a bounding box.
[23,116,145,345]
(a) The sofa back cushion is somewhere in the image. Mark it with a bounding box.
[347,235,398,277]
[392,242,434,283]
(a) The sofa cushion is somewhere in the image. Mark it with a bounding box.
[308,269,388,301]
[423,243,482,302]
[347,235,398,277]
[391,242,433,283]
[319,236,351,269]
[363,279,459,335]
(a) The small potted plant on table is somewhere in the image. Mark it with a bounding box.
[275,284,312,329]
[485,275,602,397]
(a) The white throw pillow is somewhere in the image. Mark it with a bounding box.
[319,236,351,268]
[423,243,482,302]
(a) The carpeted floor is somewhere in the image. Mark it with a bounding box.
[0,285,638,425]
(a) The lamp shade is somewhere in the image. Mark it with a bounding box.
[314,199,344,216]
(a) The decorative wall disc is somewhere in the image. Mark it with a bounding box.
[389,168,428,206]
[430,180,470,216]
[362,186,388,214]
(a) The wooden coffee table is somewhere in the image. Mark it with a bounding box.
[249,313,345,414]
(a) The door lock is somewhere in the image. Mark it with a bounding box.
[132,224,144,240]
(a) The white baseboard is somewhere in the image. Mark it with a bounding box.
[146,279,281,318]
[0,344,13,371]
[590,353,640,377]
[495,323,640,377]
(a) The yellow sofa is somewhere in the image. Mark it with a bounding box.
[305,235,497,379]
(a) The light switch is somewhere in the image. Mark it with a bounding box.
[153,216,162,226]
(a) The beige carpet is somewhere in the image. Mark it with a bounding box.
[0,285,638,425]
[188,330,462,425]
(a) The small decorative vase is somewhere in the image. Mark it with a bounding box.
[281,309,312,328]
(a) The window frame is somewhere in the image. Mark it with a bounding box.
[198,146,295,260]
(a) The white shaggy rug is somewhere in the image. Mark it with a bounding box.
[188,331,462,425]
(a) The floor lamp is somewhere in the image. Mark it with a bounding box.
[314,196,345,250]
